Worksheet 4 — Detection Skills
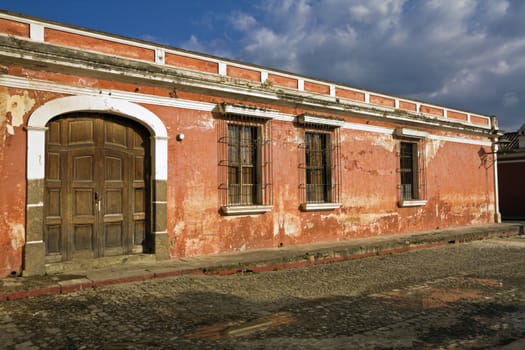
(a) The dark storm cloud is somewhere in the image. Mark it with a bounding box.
[220,0,524,131]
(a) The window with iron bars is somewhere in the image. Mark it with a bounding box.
[299,121,341,211]
[305,132,331,203]
[218,114,273,214]
[227,124,259,205]
[398,140,427,206]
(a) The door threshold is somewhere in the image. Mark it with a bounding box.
[45,254,156,275]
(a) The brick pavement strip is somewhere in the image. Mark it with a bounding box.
[0,237,524,349]
[0,223,522,302]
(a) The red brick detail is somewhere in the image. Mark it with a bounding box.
[153,268,204,279]
[447,110,468,121]
[370,95,395,107]
[26,285,62,298]
[45,28,155,61]
[227,65,261,82]
[0,18,29,37]
[304,81,330,94]
[59,280,94,294]
[420,105,444,116]
[91,272,155,287]
[6,285,61,300]
[471,115,490,125]
[165,53,218,74]
[336,87,365,102]
[399,100,417,111]
[267,74,298,88]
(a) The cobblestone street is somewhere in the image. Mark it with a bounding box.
[1,237,524,349]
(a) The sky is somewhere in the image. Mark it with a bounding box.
[1,0,524,131]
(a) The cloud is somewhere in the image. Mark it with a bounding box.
[503,92,519,107]
[229,11,257,31]
[191,0,525,130]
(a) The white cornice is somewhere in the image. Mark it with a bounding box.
[297,114,345,128]
[0,74,491,146]
[217,103,279,119]
[394,128,430,139]
[0,74,216,112]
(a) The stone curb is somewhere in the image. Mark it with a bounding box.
[0,223,522,301]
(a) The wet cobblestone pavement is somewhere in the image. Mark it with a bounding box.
[1,237,524,349]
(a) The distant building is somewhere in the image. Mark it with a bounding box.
[498,125,525,220]
[0,11,501,277]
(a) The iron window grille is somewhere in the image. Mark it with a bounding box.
[298,115,342,210]
[217,113,273,214]
[397,140,427,206]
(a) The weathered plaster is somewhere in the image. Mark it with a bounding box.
[0,88,35,138]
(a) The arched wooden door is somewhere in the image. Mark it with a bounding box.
[44,113,150,262]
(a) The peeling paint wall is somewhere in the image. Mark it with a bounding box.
[0,87,34,276]
[0,88,35,137]
[0,16,497,276]
[0,68,497,277]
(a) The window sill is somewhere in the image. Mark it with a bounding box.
[221,205,273,215]
[300,203,342,211]
[398,200,427,207]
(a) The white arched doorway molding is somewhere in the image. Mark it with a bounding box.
[25,95,170,275]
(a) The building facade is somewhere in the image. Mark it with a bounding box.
[498,125,525,220]
[0,11,500,277]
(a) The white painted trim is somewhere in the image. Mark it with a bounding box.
[0,75,216,112]
[155,48,165,65]
[219,62,227,75]
[365,92,370,103]
[1,75,492,147]
[300,203,342,211]
[261,70,268,83]
[25,240,44,245]
[298,79,304,91]
[26,203,44,207]
[344,122,394,135]
[29,23,44,41]
[329,85,336,97]
[297,114,345,128]
[27,127,46,180]
[217,103,278,119]
[221,205,273,215]
[398,200,427,207]
[427,135,491,147]
[394,128,429,139]
[27,95,168,180]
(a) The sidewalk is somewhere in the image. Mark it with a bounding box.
[1,222,523,301]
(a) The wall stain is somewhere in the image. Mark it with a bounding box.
[0,88,36,139]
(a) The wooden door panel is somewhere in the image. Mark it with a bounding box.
[45,114,149,262]
[46,225,61,254]
[105,156,123,181]
[105,189,123,214]
[73,224,94,252]
[105,222,123,248]
[133,221,145,249]
[105,122,127,147]
[73,155,94,181]
[44,124,63,260]
[73,189,94,216]
[69,120,94,144]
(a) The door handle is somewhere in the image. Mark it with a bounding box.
[94,192,101,212]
